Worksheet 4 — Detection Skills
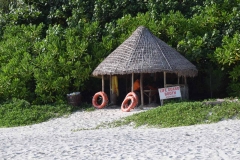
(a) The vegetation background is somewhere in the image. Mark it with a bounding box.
[0,0,240,105]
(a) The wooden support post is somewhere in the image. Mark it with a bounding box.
[140,73,144,106]
[178,74,179,84]
[131,73,134,92]
[109,75,112,100]
[184,76,187,100]
[102,75,104,92]
[162,72,167,106]
[164,72,166,88]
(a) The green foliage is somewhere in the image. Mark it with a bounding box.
[215,33,240,66]
[92,0,147,26]
[0,0,17,13]
[33,24,98,104]
[126,102,208,128]
[147,0,204,19]
[3,0,42,25]
[215,33,240,96]
[0,0,240,103]
[110,101,240,128]
[1,99,239,129]
[177,3,222,63]
[0,98,75,127]
[33,25,68,103]
[103,12,160,48]
[208,101,240,122]
[67,0,95,27]
[84,106,96,112]
[0,24,43,101]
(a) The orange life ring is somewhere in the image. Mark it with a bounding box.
[92,91,108,109]
[125,92,138,109]
[121,96,135,112]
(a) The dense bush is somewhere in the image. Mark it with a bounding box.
[0,98,74,127]
[0,24,42,101]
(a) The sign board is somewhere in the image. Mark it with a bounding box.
[158,86,181,100]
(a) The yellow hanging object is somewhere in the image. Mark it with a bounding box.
[115,76,119,96]
[111,76,115,94]
[111,76,119,96]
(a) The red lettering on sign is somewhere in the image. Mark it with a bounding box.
[160,89,165,93]
[164,91,176,97]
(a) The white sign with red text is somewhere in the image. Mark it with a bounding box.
[158,86,181,100]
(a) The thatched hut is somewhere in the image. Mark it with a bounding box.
[92,26,197,106]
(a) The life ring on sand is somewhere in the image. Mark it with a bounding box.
[92,91,108,109]
[121,96,135,112]
[125,92,138,109]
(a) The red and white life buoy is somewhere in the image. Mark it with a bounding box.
[125,92,138,109]
[121,96,134,112]
[92,91,108,109]
[121,92,139,112]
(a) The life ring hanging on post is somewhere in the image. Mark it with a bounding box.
[121,96,134,112]
[92,91,108,109]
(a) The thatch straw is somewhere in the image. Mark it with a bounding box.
[92,26,197,77]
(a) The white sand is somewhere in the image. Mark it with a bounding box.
[1,106,240,160]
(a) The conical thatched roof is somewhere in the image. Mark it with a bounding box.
[92,26,197,77]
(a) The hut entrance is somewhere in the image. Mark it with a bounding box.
[102,75,132,106]
[102,72,189,107]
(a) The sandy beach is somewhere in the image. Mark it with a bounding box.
[1,106,240,160]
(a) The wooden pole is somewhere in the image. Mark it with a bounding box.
[109,75,112,100]
[140,73,144,106]
[102,75,104,92]
[164,72,166,88]
[162,72,167,106]
[184,76,187,100]
[178,74,179,84]
[131,73,134,92]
